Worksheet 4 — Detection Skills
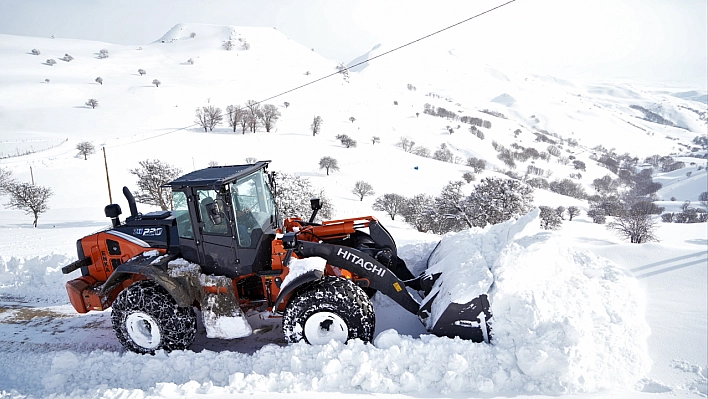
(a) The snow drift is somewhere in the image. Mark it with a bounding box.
[0,211,650,397]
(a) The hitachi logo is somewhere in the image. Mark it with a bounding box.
[336,248,386,277]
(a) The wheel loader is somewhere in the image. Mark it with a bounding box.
[62,161,491,353]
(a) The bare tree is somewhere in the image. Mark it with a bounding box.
[336,62,349,82]
[539,206,562,230]
[371,136,380,145]
[195,105,223,132]
[283,102,290,108]
[311,116,323,136]
[397,137,415,153]
[245,100,262,133]
[190,32,196,38]
[318,156,339,175]
[242,41,251,50]
[138,69,146,76]
[31,49,40,55]
[95,77,103,85]
[85,99,99,109]
[0,167,15,194]
[4,182,53,227]
[349,117,356,123]
[607,208,658,244]
[373,193,407,220]
[260,104,281,132]
[223,41,234,50]
[76,141,95,160]
[336,134,357,148]
[226,105,246,133]
[352,181,375,201]
[245,157,257,164]
[187,58,195,65]
[152,79,161,87]
[98,49,109,59]
[567,206,580,221]
[62,53,74,62]
[699,191,708,207]
[129,160,182,210]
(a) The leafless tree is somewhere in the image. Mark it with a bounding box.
[152,79,161,87]
[567,206,581,221]
[539,206,562,230]
[245,100,262,133]
[195,105,223,132]
[31,49,40,55]
[349,117,356,123]
[352,181,375,201]
[226,105,246,133]
[85,99,99,109]
[242,41,250,50]
[397,137,415,153]
[76,141,95,160]
[318,156,339,175]
[371,136,380,145]
[62,53,74,62]
[98,49,109,59]
[187,58,194,65]
[95,77,103,85]
[4,182,53,227]
[245,157,257,164]
[138,69,146,76]
[129,159,182,210]
[223,40,234,50]
[260,104,281,132]
[190,32,197,38]
[607,208,658,243]
[311,116,323,136]
[0,167,15,194]
[336,134,357,148]
[373,193,407,220]
[283,102,290,108]
[336,62,349,82]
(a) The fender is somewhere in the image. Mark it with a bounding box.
[272,269,324,311]
[292,241,420,314]
[100,253,199,307]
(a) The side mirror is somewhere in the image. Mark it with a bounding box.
[205,201,223,225]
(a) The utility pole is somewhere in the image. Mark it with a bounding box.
[103,147,112,203]
[30,166,34,185]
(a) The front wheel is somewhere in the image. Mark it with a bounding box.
[111,280,197,354]
[282,276,375,345]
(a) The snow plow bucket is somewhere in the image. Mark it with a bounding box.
[418,292,491,343]
[414,238,494,343]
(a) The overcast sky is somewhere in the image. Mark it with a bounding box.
[0,0,706,88]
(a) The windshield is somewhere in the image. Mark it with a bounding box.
[231,169,277,247]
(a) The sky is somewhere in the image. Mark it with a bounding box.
[0,0,706,87]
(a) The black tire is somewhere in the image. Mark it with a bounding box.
[111,280,197,354]
[282,276,375,345]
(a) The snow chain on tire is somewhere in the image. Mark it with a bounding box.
[111,280,197,354]
[282,276,375,345]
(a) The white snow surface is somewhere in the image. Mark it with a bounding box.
[0,213,657,397]
[0,22,706,399]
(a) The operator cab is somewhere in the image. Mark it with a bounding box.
[167,161,278,278]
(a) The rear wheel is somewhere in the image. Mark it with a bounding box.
[282,276,375,345]
[111,280,197,354]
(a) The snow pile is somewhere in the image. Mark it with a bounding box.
[424,209,650,391]
[0,254,72,303]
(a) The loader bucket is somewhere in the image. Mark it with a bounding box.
[413,239,494,343]
[418,292,491,343]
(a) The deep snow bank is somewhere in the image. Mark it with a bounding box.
[422,209,650,392]
[0,254,72,303]
[0,211,650,397]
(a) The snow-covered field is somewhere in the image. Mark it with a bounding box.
[0,20,706,399]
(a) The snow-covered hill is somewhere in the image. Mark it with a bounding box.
[0,24,706,399]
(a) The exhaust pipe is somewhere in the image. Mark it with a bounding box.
[123,186,138,218]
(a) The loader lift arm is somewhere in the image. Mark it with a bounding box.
[275,233,420,314]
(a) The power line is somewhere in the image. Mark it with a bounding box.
[110,0,518,148]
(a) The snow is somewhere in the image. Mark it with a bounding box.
[0,20,706,399]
